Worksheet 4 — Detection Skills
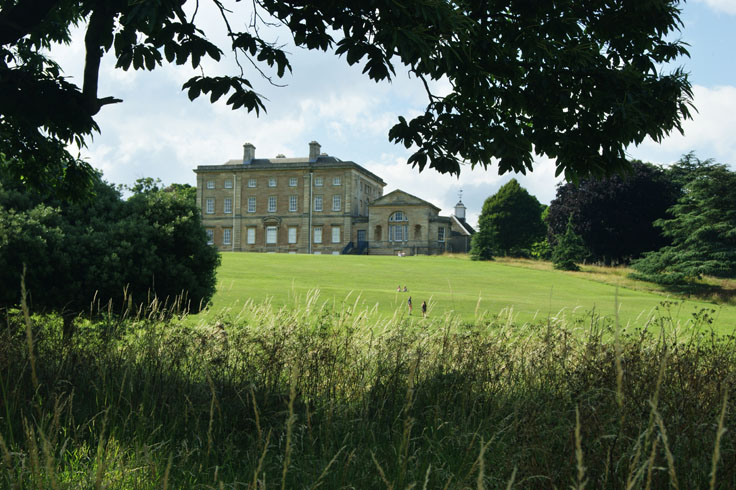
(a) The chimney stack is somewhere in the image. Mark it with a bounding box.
[308,141,321,161]
[243,142,255,163]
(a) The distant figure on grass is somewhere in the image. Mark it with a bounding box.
[421,301,427,318]
[403,286,408,292]
[397,285,401,292]
[408,296,413,315]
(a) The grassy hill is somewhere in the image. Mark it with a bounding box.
[199,253,736,332]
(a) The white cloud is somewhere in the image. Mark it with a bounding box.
[693,0,736,14]
[628,84,736,167]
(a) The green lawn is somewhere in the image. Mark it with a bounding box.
[197,252,736,331]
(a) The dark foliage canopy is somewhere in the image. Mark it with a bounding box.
[471,179,545,259]
[631,157,736,284]
[0,174,220,331]
[1,0,692,198]
[547,160,679,265]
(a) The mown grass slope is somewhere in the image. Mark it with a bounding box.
[201,253,736,332]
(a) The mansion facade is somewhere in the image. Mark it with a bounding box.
[194,141,474,255]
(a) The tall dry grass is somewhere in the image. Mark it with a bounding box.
[1,291,735,488]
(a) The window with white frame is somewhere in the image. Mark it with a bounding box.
[268,196,277,212]
[248,178,256,187]
[246,227,256,244]
[266,226,277,244]
[224,179,233,189]
[313,226,322,243]
[206,198,215,214]
[315,176,323,186]
[333,176,341,186]
[268,177,277,187]
[314,195,323,212]
[206,180,215,189]
[289,195,298,212]
[223,228,232,245]
[224,197,232,214]
[332,226,340,243]
[247,197,256,213]
[289,177,298,187]
[288,226,297,244]
[388,211,408,242]
[332,195,341,211]
[438,226,446,242]
[206,229,214,245]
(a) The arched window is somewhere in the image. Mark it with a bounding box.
[389,211,408,242]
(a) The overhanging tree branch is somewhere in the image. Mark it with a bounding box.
[83,6,122,115]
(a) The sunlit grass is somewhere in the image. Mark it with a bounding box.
[197,253,736,332]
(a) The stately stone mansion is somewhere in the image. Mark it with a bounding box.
[194,141,474,255]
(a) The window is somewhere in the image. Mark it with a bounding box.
[313,226,322,243]
[206,229,214,245]
[206,180,215,189]
[223,228,232,245]
[288,226,297,244]
[289,195,298,212]
[268,196,277,212]
[206,198,215,214]
[333,177,341,186]
[389,224,408,242]
[224,179,233,189]
[332,226,340,243]
[289,177,298,187]
[389,211,408,242]
[332,195,341,211]
[266,226,277,244]
[314,195,323,212]
[269,178,277,187]
[315,176,323,186]
[247,197,256,213]
[389,211,407,222]
[247,227,255,244]
[248,178,257,187]
[438,226,446,242]
[224,197,232,214]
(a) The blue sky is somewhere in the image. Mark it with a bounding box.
[51,0,736,226]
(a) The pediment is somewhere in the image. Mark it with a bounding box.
[370,190,440,211]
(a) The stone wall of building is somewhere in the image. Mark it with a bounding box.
[195,151,385,253]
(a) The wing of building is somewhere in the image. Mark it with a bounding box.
[193,141,474,255]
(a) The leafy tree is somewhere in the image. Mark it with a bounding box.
[552,217,586,271]
[632,159,736,284]
[0,174,220,337]
[471,179,545,258]
[1,0,692,197]
[164,183,196,204]
[530,206,551,260]
[547,161,679,265]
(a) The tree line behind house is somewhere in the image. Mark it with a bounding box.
[471,153,736,288]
